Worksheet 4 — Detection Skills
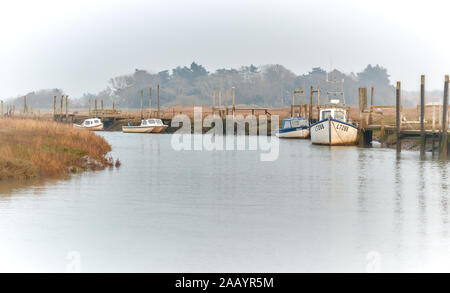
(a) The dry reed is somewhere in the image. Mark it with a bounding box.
[0,118,112,180]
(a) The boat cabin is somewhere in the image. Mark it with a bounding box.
[82,118,102,126]
[141,119,164,126]
[282,117,309,129]
[319,109,347,122]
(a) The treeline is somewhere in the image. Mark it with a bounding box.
[8,63,402,109]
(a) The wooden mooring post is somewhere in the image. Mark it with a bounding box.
[89,99,92,116]
[232,87,236,117]
[396,81,402,153]
[149,87,152,116]
[157,84,160,118]
[225,90,229,115]
[420,75,426,156]
[53,96,57,116]
[440,75,449,158]
[140,89,144,119]
[23,96,27,114]
[1,100,3,118]
[65,95,69,122]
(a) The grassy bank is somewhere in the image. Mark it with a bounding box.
[0,119,114,180]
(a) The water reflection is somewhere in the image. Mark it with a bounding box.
[1,133,450,272]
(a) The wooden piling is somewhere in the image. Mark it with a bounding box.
[60,96,63,120]
[440,75,449,157]
[291,89,295,117]
[53,96,57,116]
[232,87,236,117]
[369,87,374,125]
[23,96,27,114]
[309,86,313,123]
[89,99,92,116]
[420,75,426,155]
[95,99,98,114]
[140,89,144,119]
[101,99,104,117]
[157,84,160,118]
[225,90,229,115]
[396,81,402,152]
[65,95,69,122]
[1,100,3,118]
[149,87,152,116]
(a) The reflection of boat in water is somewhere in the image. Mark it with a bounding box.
[122,118,168,133]
[310,72,358,145]
[276,117,310,138]
[73,118,104,131]
[310,108,358,145]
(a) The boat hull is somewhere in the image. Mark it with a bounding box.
[310,119,358,145]
[73,124,104,131]
[122,126,155,133]
[276,127,310,138]
[151,125,168,133]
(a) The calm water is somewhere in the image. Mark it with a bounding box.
[1,132,450,272]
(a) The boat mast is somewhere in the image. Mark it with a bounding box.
[326,72,346,105]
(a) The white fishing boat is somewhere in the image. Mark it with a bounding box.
[73,118,104,131]
[122,118,167,133]
[276,117,310,138]
[310,73,358,145]
[310,107,358,145]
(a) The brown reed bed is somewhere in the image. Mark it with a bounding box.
[0,118,114,180]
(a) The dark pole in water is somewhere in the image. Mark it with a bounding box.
[309,86,313,123]
[440,75,449,158]
[396,81,402,153]
[420,75,426,156]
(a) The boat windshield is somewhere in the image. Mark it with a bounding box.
[321,111,332,120]
[283,120,292,129]
[334,110,345,121]
[291,119,308,127]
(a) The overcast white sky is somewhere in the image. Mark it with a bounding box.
[0,0,449,98]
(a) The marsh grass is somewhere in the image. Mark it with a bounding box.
[0,118,112,180]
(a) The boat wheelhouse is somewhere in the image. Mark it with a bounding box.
[310,107,358,145]
[73,118,104,131]
[276,117,310,138]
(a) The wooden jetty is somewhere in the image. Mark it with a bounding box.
[2,76,449,156]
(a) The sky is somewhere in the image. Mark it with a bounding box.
[0,0,449,99]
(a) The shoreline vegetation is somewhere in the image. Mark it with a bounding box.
[0,119,117,181]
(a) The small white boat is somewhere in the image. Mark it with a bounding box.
[122,118,167,133]
[276,117,310,138]
[310,108,358,145]
[73,118,104,131]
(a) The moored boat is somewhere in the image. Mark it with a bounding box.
[276,117,310,138]
[122,118,167,133]
[73,118,104,131]
[310,108,358,145]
